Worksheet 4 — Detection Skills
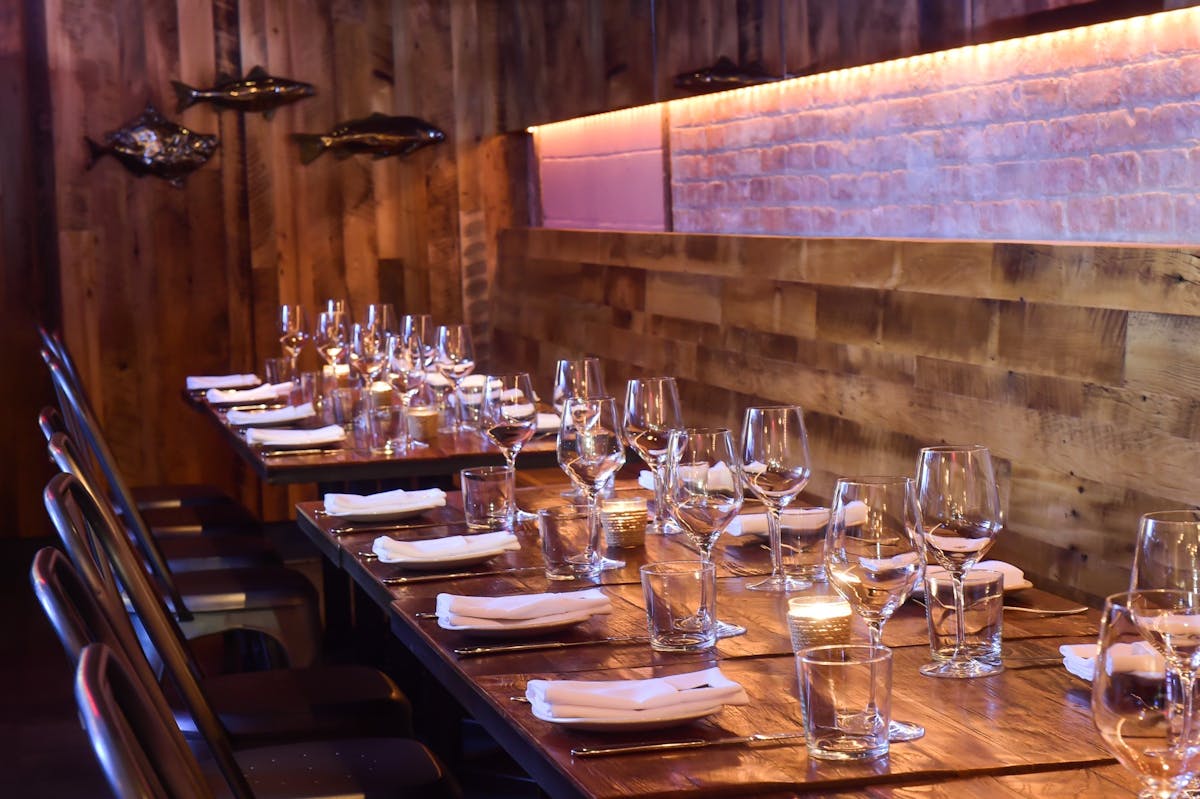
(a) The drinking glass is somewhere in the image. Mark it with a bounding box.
[740,405,813,592]
[435,324,476,433]
[553,358,606,412]
[383,330,426,452]
[557,397,626,572]
[623,377,684,535]
[665,427,746,637]
[278,304,308,376]
[914,444,1003,679]
[401,314,436,368]
[364,302,397,335]
[1094,591,1200,798]
[481,373,537,471]
[313,309,347,371]
[349,322,388,386]
[324,298,348,315]
[825,476,926,742]
[1133,511,1200,593]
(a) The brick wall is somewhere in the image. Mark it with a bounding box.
[534,7,1200,244]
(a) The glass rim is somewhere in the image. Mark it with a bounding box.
[638,559,715,576]
[1139,509,1200,524]
[797,643,892,664]
[536,505,589,520]
[672,426,732,436]
[917,444,991,454]
[834,475,912,486]
[460,464,514,478]
[1102,588,1200,608]
[627,375,676,384]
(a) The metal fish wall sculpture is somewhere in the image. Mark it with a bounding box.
[674,56,779,93]
[84,104,218,187]
[293,113,445,164]
[171,66,315,118]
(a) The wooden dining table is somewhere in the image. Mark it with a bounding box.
[185,391,559,485]
[292,481,1138,798]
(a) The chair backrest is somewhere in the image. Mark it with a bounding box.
[37,405,68,443]
[46,430,191,622]
[75,643,215,799]
[45,473,255,799]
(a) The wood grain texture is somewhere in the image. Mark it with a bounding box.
[494,229,1200,603]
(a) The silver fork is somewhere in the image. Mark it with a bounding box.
[720,559,771,578]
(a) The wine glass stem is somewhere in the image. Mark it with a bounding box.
[1171,666,1199,751]
[765,504,785,580]
[865,619,884,648]
[581,485,602,560]
[651,467,668,530]
[951,572,968,656]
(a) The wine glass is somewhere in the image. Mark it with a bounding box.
[482,372,537,471]
[740,405,813,592]
[553,358,606,412]
[557,397,626,572]
[364,303,397,335]
[914,444,1003,679]
[349,322,388,387]
[825,476,926,742]
[623,377,684,536]
[665,427,746,638]
[278,304,308,378]
[312,309,347,376]
[1133,511,1200,593]
[401,314,435,368]
[384,330,426,451]
[435,324,475,433]
[1094,590,1200,798]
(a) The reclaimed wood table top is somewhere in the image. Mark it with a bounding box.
[292,481,1128,799]
[185,391,558,484]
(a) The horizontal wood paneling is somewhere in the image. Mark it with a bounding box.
[494,228,1200,602]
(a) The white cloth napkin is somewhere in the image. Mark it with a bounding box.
[372,531,519,564]
[925,560,1026,589]
[1060,642,1164,681]
[187,373,260,391]
[726,501,870,537]
[536,412,561,432]
[207,382,292,404]
[638,470,657,490]
[436,588,612,629]
[245,423,346,447]
[227,402,315,426]
[323,487,447,517]
[526,667,749,721]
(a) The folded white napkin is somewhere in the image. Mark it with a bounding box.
[536,412,561,432]
[207,382,292,404]
[227,402,316,426]
[425,370,452,388]
[726,501,870,537]
[638,470,657,490]
[926,560,1025,589]
[1060,642,1164,681]
[526,667,749,721]
[372,531,519,564]
[323,487,447,517]
[673,462,736,491]
[187,373,260,391]
[245,423,346,447]
[436,588,612,628]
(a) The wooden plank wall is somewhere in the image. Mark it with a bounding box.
[492,228,1200,603]
[5,0,1186,535]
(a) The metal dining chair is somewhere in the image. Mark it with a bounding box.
[38,325,244,512]
[77,642,460,799]
[32,544,414,745]
[44,464,322,668]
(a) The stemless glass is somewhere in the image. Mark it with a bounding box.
[1094,591,1200,798]
[435,324,476,433]
[740,405,813,592]
[914,444,1004,679]
[665,427,746,638]
[482,372,537,471]
[553,358,606,412]
[278,304,308,378]
[825,476,926,742]
[557,397,626,571]
[623,377,684,535]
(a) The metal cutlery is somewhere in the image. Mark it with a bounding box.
[1002,604,1090,616]
[454,635,647,658]
[260,447,344,458]
[571,731,806,758]
[382,566,543,586]
[334,520,468,536]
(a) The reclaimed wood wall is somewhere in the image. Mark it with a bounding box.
[3,0,1184,536]
[492,229,1200,603]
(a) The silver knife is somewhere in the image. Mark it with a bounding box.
[571,731,806,757]
[454,635,647,658]
[261,447,344,458]
[382,566,543,585]
[332,519,469,535]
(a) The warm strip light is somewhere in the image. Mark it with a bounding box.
[528,6,1199,134]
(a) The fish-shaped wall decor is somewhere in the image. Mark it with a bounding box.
[293,113,445,164]
[674,56,779,93]
[171,66,315,118]
[84,104,218,187]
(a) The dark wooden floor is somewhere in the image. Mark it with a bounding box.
[0,536,110,797]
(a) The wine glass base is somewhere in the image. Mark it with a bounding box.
[919,658,1004,679]
[715,620,747,638]
[598,556,626,572]
[887,720,925,742]
[746,574,812,593]
[513,508,538,522]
